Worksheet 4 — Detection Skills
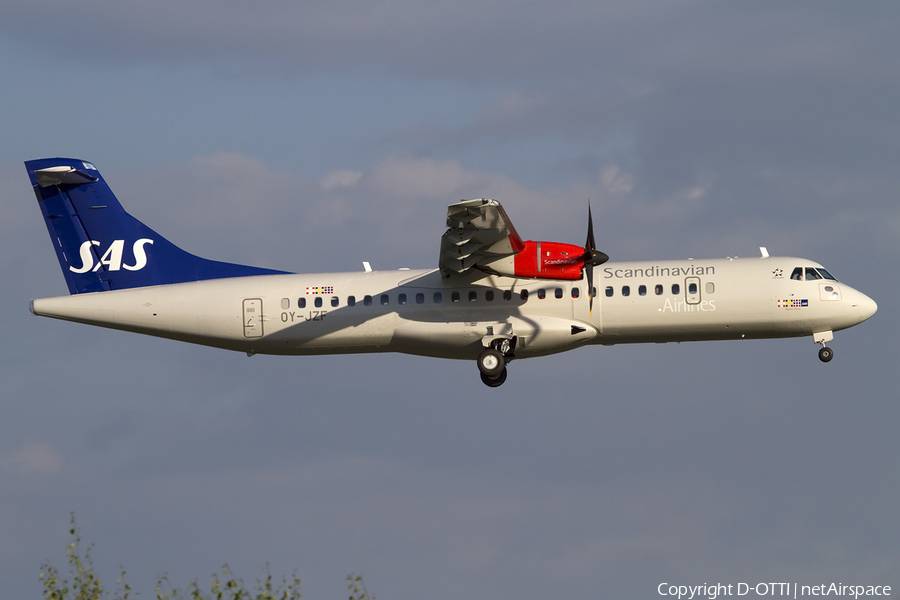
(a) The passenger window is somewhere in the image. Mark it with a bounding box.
[503,290,512,301]
[572,287,580,298]
[622,285,630,297]
[348,296,356,307]
[486,290,494,301]
[790,267,803,280]
[451,291,460,303]
[363,295,372,306]
[672,283,680,294]
[314,297,323,308]
[331,296,339,307]
[380,294,389,306]
[655,284,663,295]
[805,267,823,281]
[416,292,425,304]
[398,293,407,305]
[538,289,546,299]
[469,291,477,302]
[605,286,614,297]
[281,298,290,309]
[688,282,698,294]
[638,285,647,296]
[706,282,715,294]
[298,298,306,308]
[520,290,529,300]
[555,288,563,299]
[433,292,442,303]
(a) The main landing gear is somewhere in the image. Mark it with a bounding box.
[477,338,516,387]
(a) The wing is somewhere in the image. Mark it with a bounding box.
[439,198,526,277]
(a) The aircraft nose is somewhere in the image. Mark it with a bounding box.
[856,291,877,323]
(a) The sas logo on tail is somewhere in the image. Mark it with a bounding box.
[70,239,154,273]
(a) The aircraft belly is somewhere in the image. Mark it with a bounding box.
[391,320,484,359]
[264,312,398,354]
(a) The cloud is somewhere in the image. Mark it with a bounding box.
[5,1,897,87]
[0,443,63,475]
[113,148,871,272]
[320,170,363,191]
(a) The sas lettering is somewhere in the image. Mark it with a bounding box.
[70,239,153,273]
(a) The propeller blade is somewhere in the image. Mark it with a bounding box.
[587,260,594,315]
[582,201,608,315]
[585,203,596,257]
[586,202,595,315]
[582,202,608,266]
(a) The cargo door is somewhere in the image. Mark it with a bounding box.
[243,298,263,338]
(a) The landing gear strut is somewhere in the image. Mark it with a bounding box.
[813,331,834,364]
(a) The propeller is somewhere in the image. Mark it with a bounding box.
[582,202,609,315]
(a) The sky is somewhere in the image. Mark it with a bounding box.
[1,1,898,598]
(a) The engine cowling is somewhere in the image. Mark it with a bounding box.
[484,240,586,280]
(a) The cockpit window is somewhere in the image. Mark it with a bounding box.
[793,266,837,282]
[816,268,837,281]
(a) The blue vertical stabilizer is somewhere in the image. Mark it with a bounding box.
[26,158,290,294]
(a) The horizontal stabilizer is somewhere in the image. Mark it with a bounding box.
[35,166,98,187]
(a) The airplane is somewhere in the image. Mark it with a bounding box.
[26,157,878,387]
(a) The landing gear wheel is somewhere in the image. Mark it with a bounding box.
[480,368,508,387]
[818,346,834,363]
[477,348,506,377]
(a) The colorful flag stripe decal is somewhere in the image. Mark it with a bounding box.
[306,286,334,295]
[777,299,808,308]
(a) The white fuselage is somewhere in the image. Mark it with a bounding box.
[30,257,877,361]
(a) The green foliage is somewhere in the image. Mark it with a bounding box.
[345,574,373,600]
[40,515,367,600]
[153,565,301,600]
[39,516,129,600]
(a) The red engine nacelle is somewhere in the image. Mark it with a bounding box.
[513,240,586,280]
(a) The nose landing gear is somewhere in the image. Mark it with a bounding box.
[813,330,834,363]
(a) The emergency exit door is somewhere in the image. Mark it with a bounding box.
[685,277,701,305]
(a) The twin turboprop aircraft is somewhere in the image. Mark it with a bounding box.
[26,158,878,387]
